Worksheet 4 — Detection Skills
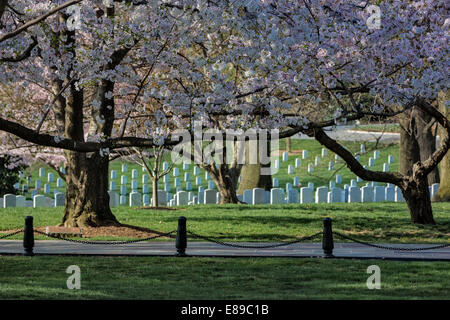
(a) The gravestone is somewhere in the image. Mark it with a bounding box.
[33,195,46,208]
[286,183,292,192]
[193,166,200,176]
[44,184,50,194]
[164,183,171,192]
[186,182,192,191]
[295,158,301,168]
[348,186,361,203]
[57,178,64,188]
[329,181,335,189]
[108,191,119,207]
[3,194,16,208]
[184,172,190,182]
[183,162,190,170]
[374,150,380,159]
[300,187,313,204]
[48,172,54,183]
[143,194,150,206]
[163,175,169,183]
[360,144,365,153]
[252,188,265,205]
[288,165,294,174]
[131,180,138,191]
[328,162,334,171]
[336,174,342,184]
[55,193,66,207]
[274,159,280,169]
[308,182,314,190]
[315,156,321,166]
[198,190,205,204]
[385,186,395,202]
[120,195,127,205]
[204,189,217,204]
[308,164,314,173]
[39,168,45,178]
[216,192,221,204]
[173,168,179,177]
[315,187,328,203]
[121,175,127,185]
[208,180,215,189]
[374,186,386,202]
[388,155,394,164]
[282,151,289,162]
[383,163,389,172]
[163,162,169,171]
[157,191,168,206]
[35,179,42,190]
[110,181,116,191]
[343,185,349,202]
[205,172,211,180]
[293,177,300,187]
[110,170,117,180]
[302,150,308,159]
[142,174,149,184]
[287,189,299,204]
[122,163,128,172]
[321,148,327,158]
[361,186,374,202]
[243,189,252,204]
[142,184,149,194]
[44,197,53,207]
[368,157,375,167]
[431,183,440,198]
[174,177,180,187]
[120,185,127,195]
[195,177,202,185]
[129,192,142,207]
[328,188,342,203]
[335,154,340,161]
[270,188,285,204]
[355,155,360,163]
[272,178,279,188]
[264,191,271,204]
[15,195,26,208]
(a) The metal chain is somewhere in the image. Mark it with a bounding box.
[187,231,322,249]
[0,229,24,239]
[334,231,450,251]
[34,230,176,245]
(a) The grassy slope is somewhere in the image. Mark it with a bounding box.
[0,256,449,299]
[18,139,400,200]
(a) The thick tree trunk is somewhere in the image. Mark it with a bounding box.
[413,107,440,185]
[62,151,119,227]
[403,178,436,224]
[433,90,450,201]
[237,139,272,194]
[399,111,420,176]
[205,163,241,204]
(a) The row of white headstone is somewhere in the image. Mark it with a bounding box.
[0,193,65,208]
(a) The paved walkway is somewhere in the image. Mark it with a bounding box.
[1,240,449,261]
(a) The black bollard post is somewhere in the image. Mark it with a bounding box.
[322,218,334,258]
[23,216,35,256]
[175,216,187,257]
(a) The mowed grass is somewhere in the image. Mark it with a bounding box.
[0,256,449,299]
[1,203,449,243]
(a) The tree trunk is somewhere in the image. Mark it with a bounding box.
[433,90,450,201]
[205,163,241,204]
[152,177,159,208]
[62,151,119,227]
[403,178,436,224]
[399,111,421,176]
[237,139,272,194]
[413,107,440,185]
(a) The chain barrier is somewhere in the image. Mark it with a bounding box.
[187,231,322,249]
[0,229,24,240]
[34,230,176,245]
[334,231,450,251]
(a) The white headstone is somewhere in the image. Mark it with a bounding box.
[385,186,395,202]
[243,189,252,204]
[143,194,150,206]
[39,168,45,177]
[121,175,127,185]
[308,164,314,173]
[388,155,394,164]
[208,180,215,189]
[302,150,308,159]
[15,195,26,207]
[328,188,342,203]
[184,172,191,182]
[270,188,285,204]
[287,189,299,204]
[44,184,50,194]
[108,191,119,207]
[295,158,301,168]
[368,158,375,167]
[360,144,366,153]
[315,187,328,203]
[122,163,128,172]
[282,151,289,162]
[328,162,334,171]
[383,163,389,172]
[48,172,54,183]
[120,195,127,205]
[374,150,380,159]
[348,186,361,203]
[315,156,321,166]
[274,159,280,169]
[173,168,179,177]
[54,193,66,207]
[431,183,440,198]
[272,178,279,188]
[193,166,200,176]
[57,178,64,188]
[374,186,386,202]
[142,184,149,194]
[33,195,46,208]
[204,189,217,204]
[293,177,300,187]
[129,192,142,207]
[336,174,342,184]
[288,165,294,175]
[395,186,405,202]
[163,162,169,171]
[300,187,313,204]
[252,188,265,205]
[142,174,149,184]
[120,185,127,195]
[131,180,138,191]
[361,186,374,202]
[3,194,16,208]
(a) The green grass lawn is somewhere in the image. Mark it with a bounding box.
[1,203,449,243]
[353,123,401,133]
[0,256,449,299]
